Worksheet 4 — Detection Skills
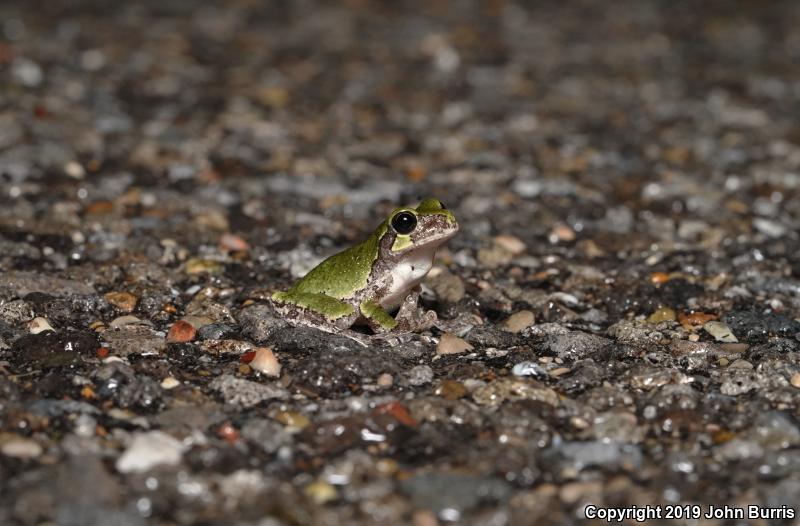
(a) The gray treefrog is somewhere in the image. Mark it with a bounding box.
[271,198,458,335]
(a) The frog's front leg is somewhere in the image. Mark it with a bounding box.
[393,285,437,331]
[359,299,398,333]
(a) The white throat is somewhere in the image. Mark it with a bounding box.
[379,245,438,310]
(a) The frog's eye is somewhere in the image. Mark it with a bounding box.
[391,211,417,234]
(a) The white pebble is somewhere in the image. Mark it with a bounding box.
[250,347,281,377]
[161,377,180,389]
[1,437,43,459]
[116,431,184,473]
[436,333,474,355]
[28,317,54,334]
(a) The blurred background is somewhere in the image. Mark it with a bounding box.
[3,0,800,252]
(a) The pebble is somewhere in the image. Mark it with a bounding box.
[102,325,166,357]
[434,379,467,400]
[436,333,474,355]
[647,307,676,324]
[512,361,548,378]
[406,365,435,386]
[678,311,716,331]
[493,234,526,255]
[109,315,148,328]
[104,291,138,313]
[703,321,738,343]
[167,320,196,343]
[502,310,536,333]
[377,373,394,388]
[160,377,180,389]
[209,374,288,408]
[181,315,215,330]
[184,258,224,275]
[305,480,337,505]
[472,378,560,407]
[115,431,184,473]
[427,270,466,303]
[219,233,250,252]
[28,317,55,334]
[477,245,514,268]
[549,223,576,243]
[1,436,43,459]
[249,347,281,377]
[274,411,310,429]
[791,373,800,389]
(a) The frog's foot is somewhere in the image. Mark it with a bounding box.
[393,286,437,332]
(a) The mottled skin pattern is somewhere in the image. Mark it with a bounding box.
[272,198,458,336]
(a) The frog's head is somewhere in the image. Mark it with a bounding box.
[385,198,458,254]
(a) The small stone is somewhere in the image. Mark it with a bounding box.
[703,321,738,343]
[502,310,536,333]
[184,258,224,275]
[250,347,281,377]
[102,326,166,357]
[28,317,54,334]
[116,431,184,473]
[209,374,288,408]
[1,436,43,458]
[104,291,138,313]
[377,373,394,388]
[649,272,670,285]
[753,217,787,238]
[435,379,467,400]
[512,361,548,378]
[678,311,716,331]
[791,373,800,389]
[274,411,310,429]
[181,315,215,330]
[549,223,576,243]
[219,233,250,252]
[406,365,435,386]
[197,322,237,340]
[477,245,513,268]
[167,320,196,343]
[109,315,147,328]
[472,378,560,407]
[427,270,465,303]
[202,339,253,355]
[549,367,571,377]
[647,307,676,324]
[436,333,474,355]
[161,377,180,389]
[305,480,337,505]
[64,160,86,179]
[493,234,526,255]
[374,401,418,427]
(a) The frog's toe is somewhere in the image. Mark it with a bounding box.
[394,309,437,332]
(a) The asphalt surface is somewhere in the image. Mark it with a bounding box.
[2,1,800,525]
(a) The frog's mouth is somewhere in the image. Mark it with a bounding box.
[392,219,458,254]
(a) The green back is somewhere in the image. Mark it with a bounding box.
[289,222,387,299]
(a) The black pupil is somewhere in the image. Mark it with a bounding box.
[392,212,417,234]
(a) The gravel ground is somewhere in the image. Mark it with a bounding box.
[2,1,800,525]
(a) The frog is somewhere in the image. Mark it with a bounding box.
[271,198,458,337]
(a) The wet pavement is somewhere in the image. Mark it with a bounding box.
[2,0,800,524]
